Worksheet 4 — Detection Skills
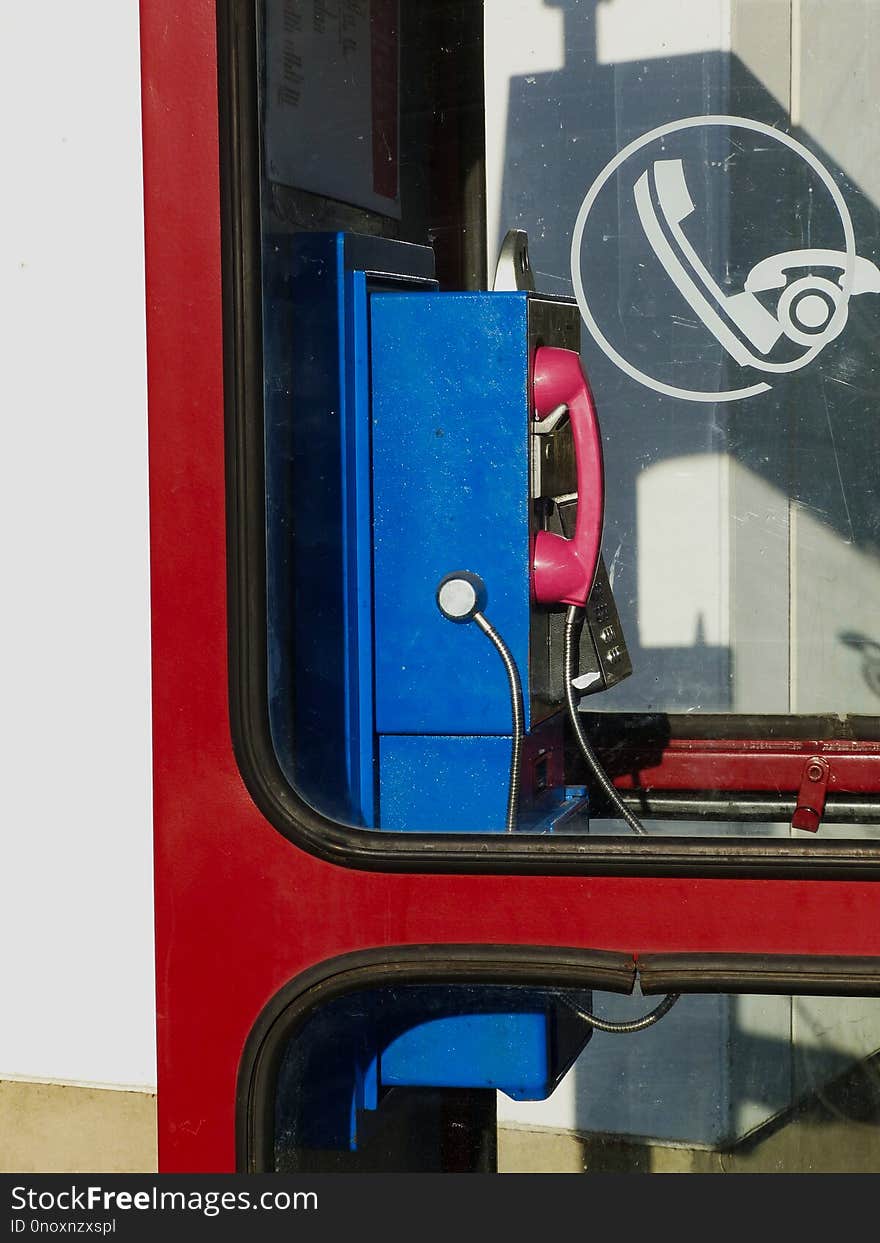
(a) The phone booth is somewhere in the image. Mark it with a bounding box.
[143,0,880,1174]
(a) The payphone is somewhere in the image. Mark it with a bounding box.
[289,229,633,834]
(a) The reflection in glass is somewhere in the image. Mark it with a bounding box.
[265,980,880,1173]
[488,0,880,718]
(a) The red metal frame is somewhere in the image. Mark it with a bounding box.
[615,738,880,793]
[142,0,880,1173]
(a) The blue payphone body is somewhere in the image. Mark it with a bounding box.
[282,984,597,1156]
[287,231,605,835]
[371,290,585,832]
[277,233,437,827]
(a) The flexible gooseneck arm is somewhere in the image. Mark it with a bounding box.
[436,573,524,833]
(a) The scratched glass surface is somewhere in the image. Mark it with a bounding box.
[487,0,880,719]
[268,981,880,1173]
[255,0,880,839]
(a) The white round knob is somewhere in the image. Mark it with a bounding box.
[435,572,487,623]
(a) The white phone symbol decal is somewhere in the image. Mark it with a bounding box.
[634,158,880,373]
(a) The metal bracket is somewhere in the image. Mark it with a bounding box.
[791,756,830,833]
[530,406,574,499]
[493,228,536,292]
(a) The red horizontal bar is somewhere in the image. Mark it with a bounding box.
[606,739,880,793]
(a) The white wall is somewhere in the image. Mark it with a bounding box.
[0,2,155,1090]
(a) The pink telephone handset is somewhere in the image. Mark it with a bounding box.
[531,346,605,609]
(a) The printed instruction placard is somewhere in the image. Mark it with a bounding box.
[265,0,400,217]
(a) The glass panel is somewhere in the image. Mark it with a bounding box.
[485,0,880,719]
[264,980,880,1173]
[251,1,880,839]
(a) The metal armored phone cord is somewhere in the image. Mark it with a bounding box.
[472,610,525,834]
[437,581,680,1024]
[562,605,680,1029]
[435,573,524,833]
[559,988,680,1034]
[563,604,647,836]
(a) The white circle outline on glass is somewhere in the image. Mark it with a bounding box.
[570,115,856,404]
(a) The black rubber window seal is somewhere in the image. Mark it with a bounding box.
[236,944,880,1172]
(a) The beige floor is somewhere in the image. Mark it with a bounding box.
[500,1048,880,1173]
[498,1119,880,1173]
[2,1076,877,1173]
[0,1080,157,1173]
